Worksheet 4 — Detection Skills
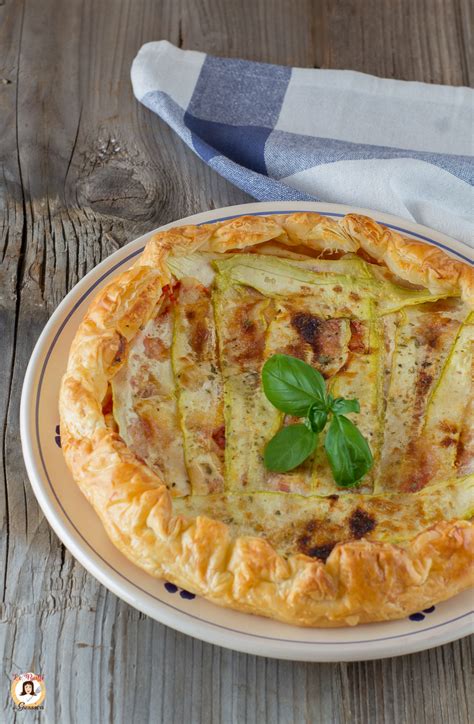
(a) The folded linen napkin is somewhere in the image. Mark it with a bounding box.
[131,41,474,245]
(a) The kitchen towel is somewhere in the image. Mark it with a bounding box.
[131,41,474,245]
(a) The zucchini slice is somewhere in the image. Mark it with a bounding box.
[262,303,352,494]
[214,254,374,319]
[311,313,383,494]
[417,312,473,483]
[213,272,357,494]
[171,278,225,495]
[375,305,468,493]
[457,350,474,476]
[173,474,474,557]
[112,299,190,496]
[166,252,219,287]
[214,253,446,317]
[213,277,278,492]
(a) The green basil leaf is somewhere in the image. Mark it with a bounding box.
[324,414,373,487]
[264,424,317,472]
[307,402,328,433]
[330,398,360,415]
[262,354,327,415]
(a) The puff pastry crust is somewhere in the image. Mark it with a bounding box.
[59,213,474,627]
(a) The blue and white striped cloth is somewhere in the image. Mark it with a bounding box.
[131,41,474,245]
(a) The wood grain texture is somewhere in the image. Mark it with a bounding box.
[0,0,472,722]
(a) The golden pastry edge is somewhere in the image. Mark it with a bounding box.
[59,212,474,627]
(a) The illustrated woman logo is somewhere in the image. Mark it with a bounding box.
[19,680,40,703]
[11,673,46,709]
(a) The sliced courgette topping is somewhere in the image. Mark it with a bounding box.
[375,305,468,493]
[112,300,190,496]
[172,474,474,557]
[214,254,374,319]
[311,313,383,495]
[171,278,225,495]
[262,303,353,494]
[114,246,470,544]
[213,277,278,492]
[166,252,219,287]
[418,312,473,484]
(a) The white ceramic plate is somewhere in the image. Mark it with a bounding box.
[21,202,473,661]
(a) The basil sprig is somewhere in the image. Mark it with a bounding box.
[262,353,326,415]
[264,424,317,473]
[262,354,373,487]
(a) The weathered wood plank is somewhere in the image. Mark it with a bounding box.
[0,0,472,722]
[0,0,27,655]
[313,0,472,85]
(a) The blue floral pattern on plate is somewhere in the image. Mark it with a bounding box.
[164,581,196,600]
[409,606,435,622]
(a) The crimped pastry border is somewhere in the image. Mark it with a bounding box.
[59,213,474,627]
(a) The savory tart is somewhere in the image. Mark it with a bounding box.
[59,213,473,627]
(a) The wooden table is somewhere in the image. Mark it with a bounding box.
[1,1,472,721]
